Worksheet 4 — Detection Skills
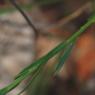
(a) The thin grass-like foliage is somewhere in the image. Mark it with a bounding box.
[0,0,95,95]
[0,14,95,95]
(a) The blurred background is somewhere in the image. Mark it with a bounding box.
[0,0,95,95]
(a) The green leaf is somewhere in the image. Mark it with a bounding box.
[0,75,26,95]
[16,15,94,80]
[17,65,43,95]
[0,14,95,95]
[55,42,75,73]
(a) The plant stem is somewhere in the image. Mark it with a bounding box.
[9,0,38,37]
[0,14,95,95]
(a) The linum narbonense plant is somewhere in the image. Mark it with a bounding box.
[0,0,95,95]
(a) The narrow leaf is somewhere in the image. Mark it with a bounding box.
[55,42,75,73]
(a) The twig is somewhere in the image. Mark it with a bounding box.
[42,2,92,32]
[9,0,38,37]
[58,2,92,27]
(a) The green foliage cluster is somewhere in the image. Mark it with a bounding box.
[0,14,95,95]
[0,0,95,95]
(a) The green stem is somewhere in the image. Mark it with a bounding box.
[18,14,94,77]
[0,15,95,95]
